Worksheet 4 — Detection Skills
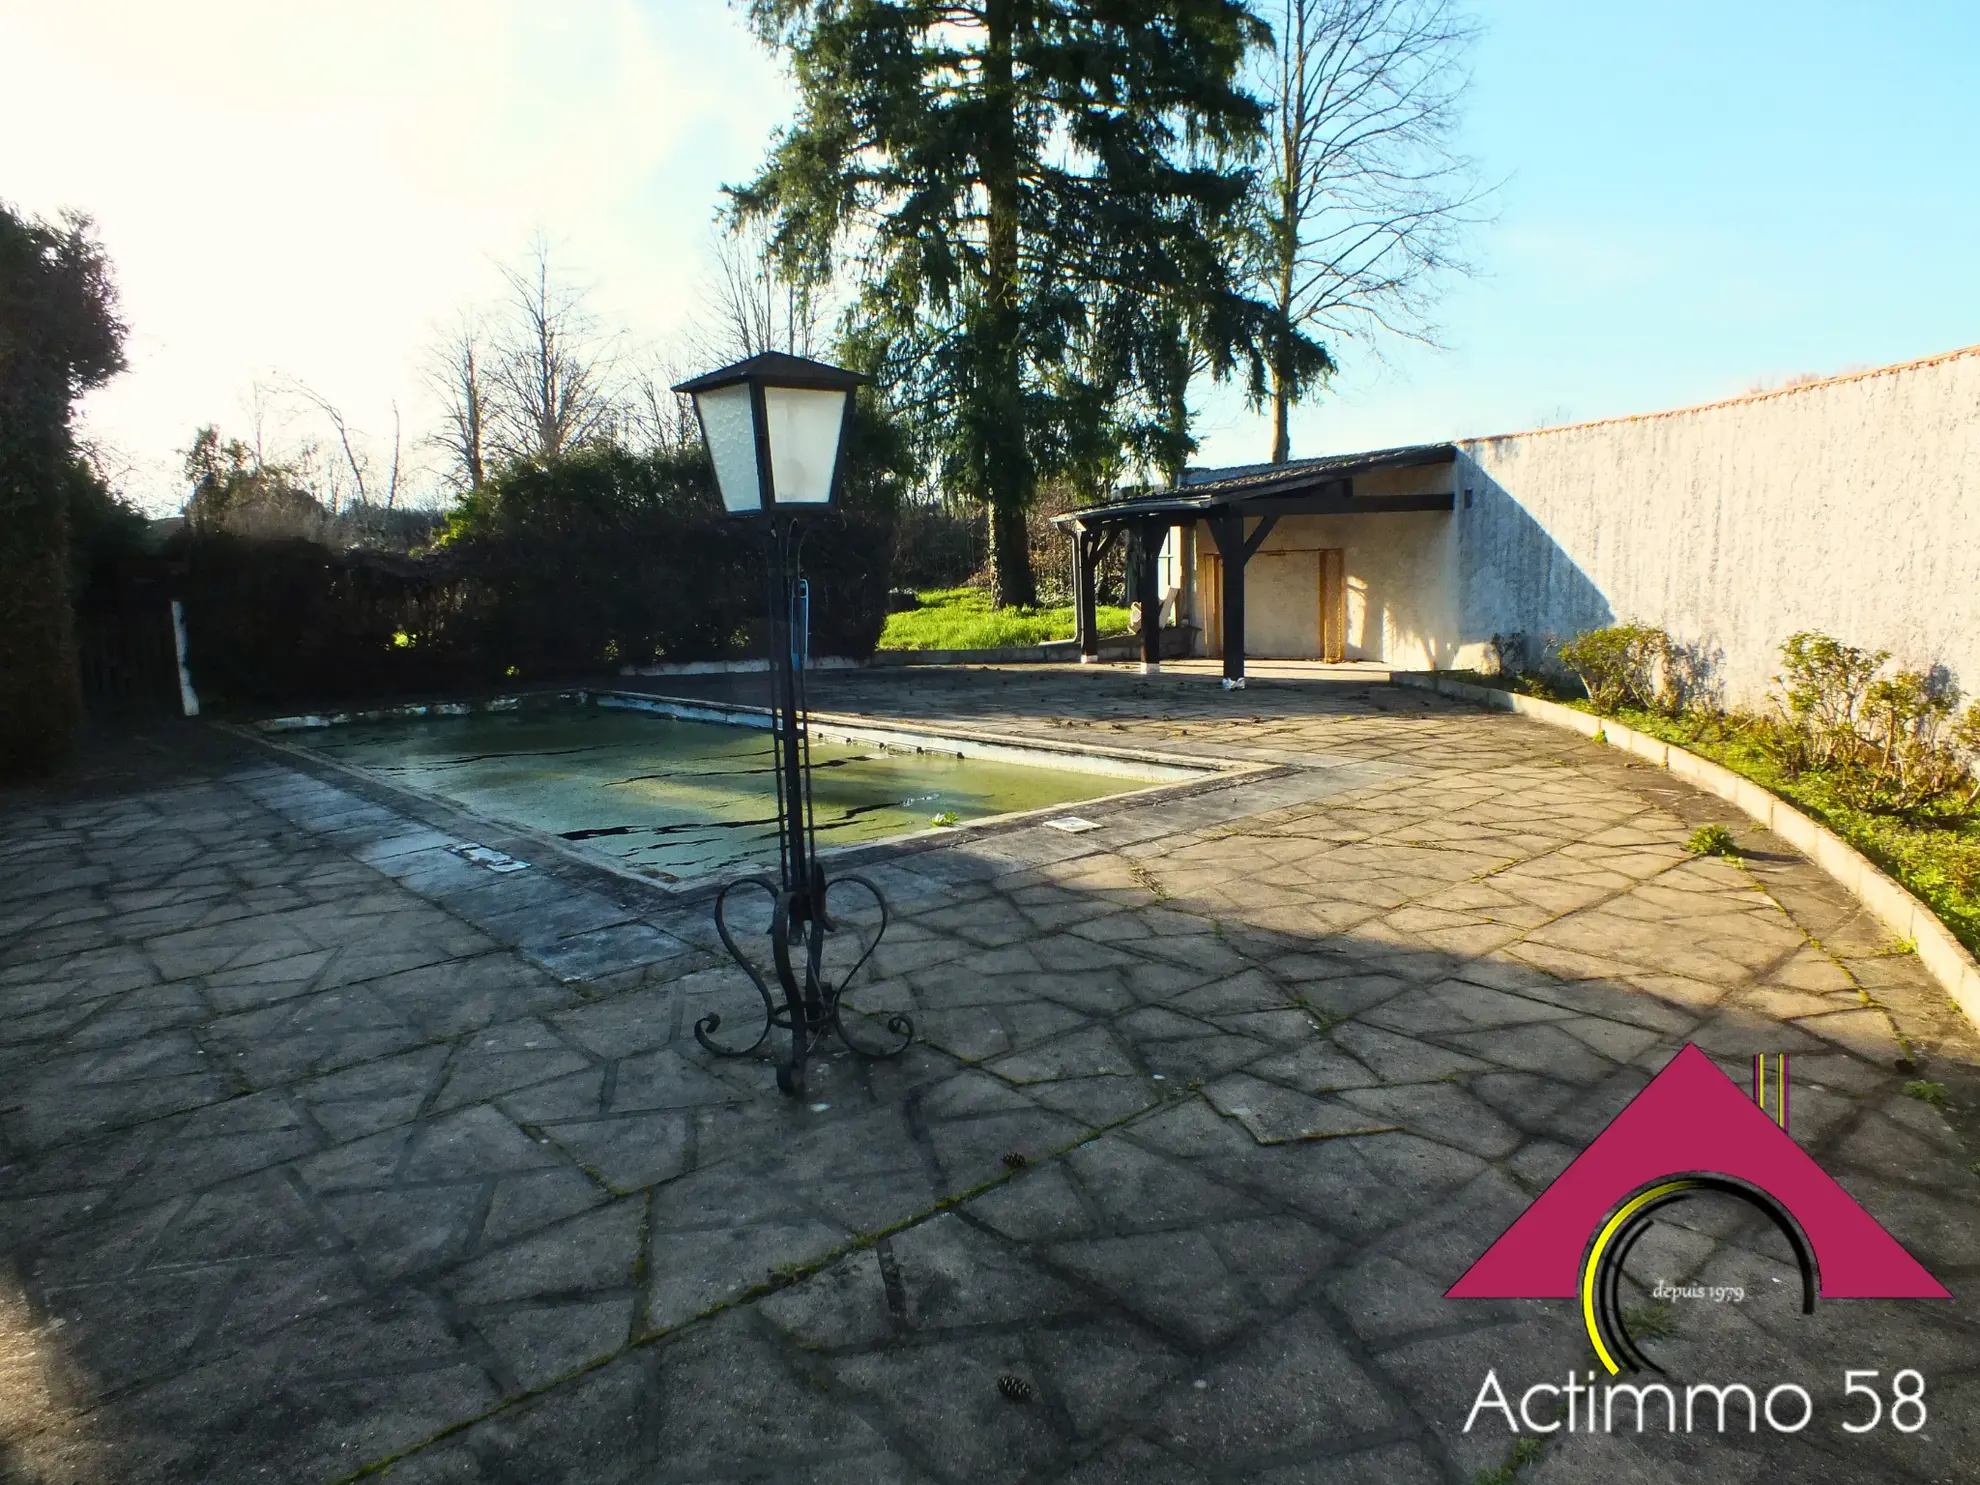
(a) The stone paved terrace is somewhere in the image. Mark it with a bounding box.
[3,665,1979,1484]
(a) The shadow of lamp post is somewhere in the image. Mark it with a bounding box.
[671,352,914,1096]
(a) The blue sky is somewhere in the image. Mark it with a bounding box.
[1206,0,1980,461]
[3,1,1975,504]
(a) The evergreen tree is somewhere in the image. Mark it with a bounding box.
[737,0,1320,606]
[0,205,125,777]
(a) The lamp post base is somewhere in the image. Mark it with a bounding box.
[699,869,911,1096]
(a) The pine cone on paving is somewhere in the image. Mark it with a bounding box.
[996,1374,1034,1402]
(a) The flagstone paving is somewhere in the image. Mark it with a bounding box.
[2,665,1978,1484]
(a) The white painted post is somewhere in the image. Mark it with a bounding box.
[170,600,200,716]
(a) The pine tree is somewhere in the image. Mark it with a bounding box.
[737,0,1319,606]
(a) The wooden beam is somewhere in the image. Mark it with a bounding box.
[1226,492,1454,518]
[1075,528,1098,661]
[1241,514,1280,562]
[1092,526,1123,570]
[1210,515,1246,688]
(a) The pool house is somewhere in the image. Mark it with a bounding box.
[1056,443,1463,684]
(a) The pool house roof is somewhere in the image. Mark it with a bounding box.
[1052,441,1459,527]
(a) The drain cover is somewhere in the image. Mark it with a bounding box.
[448,842,531,874]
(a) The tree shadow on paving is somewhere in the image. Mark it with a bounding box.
[364,880,1980,1485]
[8,884,1965,1483]
[4,708,1980,1485]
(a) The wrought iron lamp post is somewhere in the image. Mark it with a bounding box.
[672,352,911,1096]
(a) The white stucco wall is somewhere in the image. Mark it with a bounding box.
[1457,345,1980,705]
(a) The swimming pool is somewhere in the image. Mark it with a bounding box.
[278,694,1181,883]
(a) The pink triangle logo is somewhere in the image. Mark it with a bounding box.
[1448,1043,1947,1301]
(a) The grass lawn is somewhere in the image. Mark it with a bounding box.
[1442,672,1980,956]
[877,587,1131,651]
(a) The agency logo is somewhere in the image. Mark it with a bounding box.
[1447,1043,1948,1374]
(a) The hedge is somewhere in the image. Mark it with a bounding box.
[170,423,901,709]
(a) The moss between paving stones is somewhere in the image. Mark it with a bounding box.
[1599,705,1980,958]
[1442,673,1980,959]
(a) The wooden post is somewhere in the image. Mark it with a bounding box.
[1138,521,1162,673]
[1075,526,1099,662]
[1210,514,1246,689]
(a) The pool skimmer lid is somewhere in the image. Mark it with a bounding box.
[1044,816,1102,833]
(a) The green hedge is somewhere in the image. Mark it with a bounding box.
[172,425,900,709]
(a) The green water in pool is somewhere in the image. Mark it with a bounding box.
[292,705,1138,881]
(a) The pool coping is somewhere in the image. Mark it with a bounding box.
[225,690,1277,909]
[253,688,1210,782]
[583,689,1211,782]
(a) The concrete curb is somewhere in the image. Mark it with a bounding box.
[618,638,1147,672]
[1394,672,1980,1031]
[618,657,863,676]
[868,640,1084,665]
[867,636,1145,666]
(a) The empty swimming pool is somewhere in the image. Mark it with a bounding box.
[281,695,1177,882]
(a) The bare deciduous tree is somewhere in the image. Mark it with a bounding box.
[425,310,493,491]
[489,237,619,462]
[243,377,281,469]
[385,401,402,510]
[616,355,702,455]
[284,379,403,510]
[694,216,822,365]
[1255,0,1490,461]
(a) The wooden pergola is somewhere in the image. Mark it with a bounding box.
[1054,443,1457,686]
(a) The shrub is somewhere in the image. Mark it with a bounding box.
[1686,824,1740,858]
[1857,671,1967,811]
[183,427,330,541]
[1608,632,1980,956]
[1557,623,1677,714]
[1958,702,1980,811]
[434,443,754,678]
[1759,633,1977,817]
[1769,631,1886,771]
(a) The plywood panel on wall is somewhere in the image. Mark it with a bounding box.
[1201,549,1222,656]
[1246,552,1323,657]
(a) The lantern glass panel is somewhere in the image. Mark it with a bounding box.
[694,383,762,513]
[764,386,848,505]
